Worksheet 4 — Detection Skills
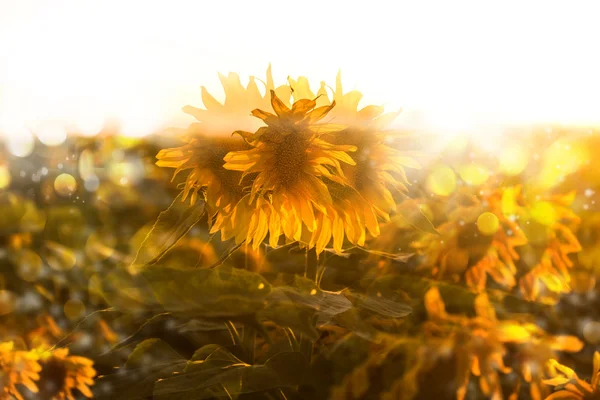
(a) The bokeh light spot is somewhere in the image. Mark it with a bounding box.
[64,298,86,321]
[0,165,12,189]
[477,212,500,236]
[427,165,456,196]
[499,144,529,176]
[459,164,489,185]
[15,250,44,282]
[0,290,17,316]
[54,173,78,197]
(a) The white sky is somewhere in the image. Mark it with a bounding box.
[0,0,599,139]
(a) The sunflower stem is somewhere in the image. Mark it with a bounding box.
[242,325,257,364]
[300,248,318,363]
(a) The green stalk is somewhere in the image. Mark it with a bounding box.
[299,248,318,363]
[242,325,257,364]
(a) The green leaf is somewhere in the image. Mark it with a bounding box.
[99,339,186,400]
[142,265,271,319]
[126,338,184,369]
[351,292,412,319]
[259,276,352,340]
[89,268,159,313]
[129,192,206,274]
[153,347,306,400]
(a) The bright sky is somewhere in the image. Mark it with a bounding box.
[1,0,599,142]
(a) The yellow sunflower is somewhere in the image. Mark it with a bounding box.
[291,71,421,220]
[37,347,96,400]
[283,73,421,253]
[423,287,582,400]
[412,188,527,292]
[543,353,600,400]
[156,68,277,221]
[180,69,271,136]
[0,341,41,400]
[509,335,583,400]
[221,90,357,250]
[502,185,582,303]
[423,287,512,400]
[302,180,380,254]
[327,114,421,221]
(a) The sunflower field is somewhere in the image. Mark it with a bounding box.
[2,66,600,400]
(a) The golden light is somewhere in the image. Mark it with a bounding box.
[498,144,530,176]
[459,164,489,186]
[0,165,11,189]
[36,124,67,146]
[5,127,35,157]
[427,165,456,196]
[0,0,599,140]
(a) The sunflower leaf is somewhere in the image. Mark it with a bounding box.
[394,199,439,235]
[141,265,271,319]
[98,339,186,400]
[129,193,205,274]
[153,348,306,400]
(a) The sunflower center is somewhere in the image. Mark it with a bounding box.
[208,144,245,196]
[38,358,68,399]
[273,131,309,189]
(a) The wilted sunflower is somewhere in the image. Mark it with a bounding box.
[37,347,96,400]
[543,353,600,400]
[156,69,275,222]
[221,90,357,251]
[0,341,41,400]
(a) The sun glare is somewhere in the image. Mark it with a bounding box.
[1,0,599,140]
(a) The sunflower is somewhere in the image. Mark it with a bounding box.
[502,185,582,303]
[156,68,278,221]
[543,353,600,400]
[328,115,420,221]
[423,287,512,400]
[302,180,380,254]
[37,347,96,400]
[412,188,527,292]
[423,287,582,400]
[281,73,421,253]
[180,69,271,136]
[509,335,583,400]
[291,71,421,220]
[0,341,41,400]
[221,90,357,250]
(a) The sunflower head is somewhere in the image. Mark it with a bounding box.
[157,137,249,215]
[37,347,96,400]
[233,89,337,146]
[156,68,281,220]
[221,91,358,250]
[0,341,42,400]
[329,110,421,219]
